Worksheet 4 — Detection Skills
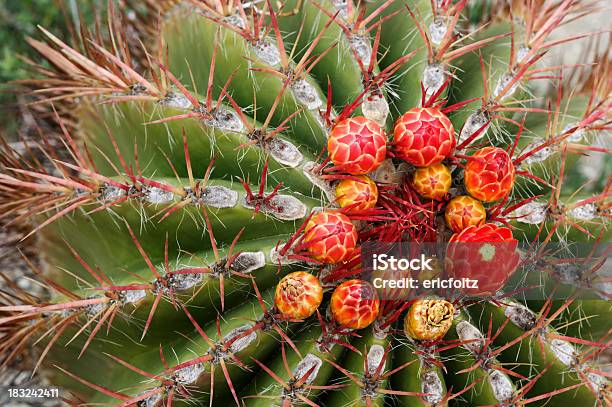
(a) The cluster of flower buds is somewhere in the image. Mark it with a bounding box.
[273,105,519,332]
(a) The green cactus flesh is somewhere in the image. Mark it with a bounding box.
[0,1,610,406]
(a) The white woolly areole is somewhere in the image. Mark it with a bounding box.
[456,320,485,354]
[422,64,447,98]
[224,14,246,30]
[174,362,205,384]
[421,370,444,405]
[366,345,386,375]
[522,139,555,166]
[99,185,126,202]
[302,161,336,201]
[504,303,537,330]
[121,289,147,304]
[84,299,107,317]
[586,370,608,393]
[269,245,299,266]
[373,320,390,339]
[253,38,281,66]
[265,138,304,168]
[242,194,307,221]
[201,186,238,208]
[569,203,597,221]
[562,123,586,143]
[512,201,548,224]
[292,354,323,385]
[429,17,448,45]
[493,73,519,100]
[331,0,350,20]
[226,324,258,353]
[291,79,323,110]
[362,92,390,126]
[170,272,203,291]
[549,338,577,367]
[488,370,514,402]
[204,107,244,133]
[135,390,161,407]
[158,92,193,110]
[231,251,266,274]
[516,46,531,65]
[145,187,174,204]
[552,262,581,284]
[459,111,489,145]
[349,35,373,67]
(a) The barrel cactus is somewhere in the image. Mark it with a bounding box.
[1,0,610,406]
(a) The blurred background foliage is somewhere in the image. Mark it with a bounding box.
[0,0,95,135]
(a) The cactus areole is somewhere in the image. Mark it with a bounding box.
[0,1,610,406]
